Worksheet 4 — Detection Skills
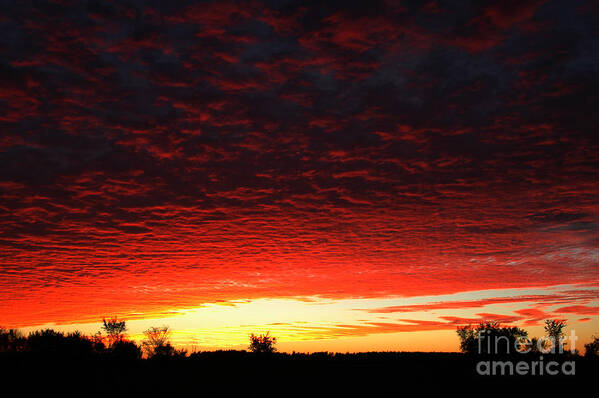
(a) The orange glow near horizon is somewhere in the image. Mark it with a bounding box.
[13,290,599,353]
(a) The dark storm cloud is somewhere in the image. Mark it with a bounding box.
[1,0,598,326]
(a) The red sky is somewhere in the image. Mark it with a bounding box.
[1,0,598,351]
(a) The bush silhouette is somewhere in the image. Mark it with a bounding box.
[110,340,142,360]
[63,331,95,358]
[25,329,96,358]
[91,332,107,352]
[249,332,277,354]
[544,319,567,353]
[27,329,67,354]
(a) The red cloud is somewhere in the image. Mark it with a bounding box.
[554,306,599,316]
[446,0,547,52]
[363,291,598,314]
[1,0,598,333]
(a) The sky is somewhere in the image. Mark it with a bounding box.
[1,0,598,352]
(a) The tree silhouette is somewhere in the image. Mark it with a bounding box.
[457,322,527,355]
[141,326,184,358]
[249,332,277,354]
[584,335,599,357]
[100,317,127,348]
[0,328,25,352]
[526,337,543,354]
[544,319,567,353]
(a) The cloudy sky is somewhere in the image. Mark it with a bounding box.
[1,0,598,351]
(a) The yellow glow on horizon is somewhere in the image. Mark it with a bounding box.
[16,292,599,353]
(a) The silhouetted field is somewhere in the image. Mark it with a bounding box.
[1,350,596,396]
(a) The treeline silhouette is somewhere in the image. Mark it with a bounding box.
[0,317,279,360]
[3,317,598,358]
[1,318,598,395]
[457,319,599,357]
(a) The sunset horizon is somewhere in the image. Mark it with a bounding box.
[2,0,599,376]
[8,285,599,354]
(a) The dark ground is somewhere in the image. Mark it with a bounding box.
[1,351,596,396]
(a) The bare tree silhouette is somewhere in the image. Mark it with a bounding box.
[141,326,184,358]
[101,317,127,348]
[249,332,277,354]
